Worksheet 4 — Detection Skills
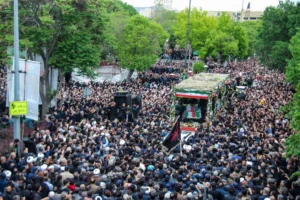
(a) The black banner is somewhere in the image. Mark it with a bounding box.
[162,117,181,151]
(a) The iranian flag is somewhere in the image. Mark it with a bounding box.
[176,92,208,99]
[184,105,201,119]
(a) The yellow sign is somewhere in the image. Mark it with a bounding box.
[9,101,28,116]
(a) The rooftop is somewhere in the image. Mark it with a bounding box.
[175,73,229,92]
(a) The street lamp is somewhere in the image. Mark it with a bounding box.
[13,0,21,156]
[184,0,192,68]
[240,0,245,22]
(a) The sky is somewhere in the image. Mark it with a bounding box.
[122,0,280,11]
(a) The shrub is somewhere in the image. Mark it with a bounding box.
[193,61,206,74]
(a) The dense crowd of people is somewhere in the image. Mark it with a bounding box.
[0,65,8,128]
[0,60,299,200]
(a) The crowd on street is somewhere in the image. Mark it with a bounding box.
[0,59,299,200]
[0,65,8,127]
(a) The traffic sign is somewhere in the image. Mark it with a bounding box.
[9,101,28,116]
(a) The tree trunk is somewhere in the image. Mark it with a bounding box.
[126,69,134,81]
[40,56,51,120]
[40,77,49,120]
[41,97,49,120]
[27,51,33,60]
[58,69,64,90]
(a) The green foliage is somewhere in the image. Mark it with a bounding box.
[282,30,300,162]
[0,0,107,72]
[286,29,300,86]
[291,171,300,179]
[100,11,129,59]
[100,0,138,59]
[0,0,115,116]
[100,0,137,16]
[281,83,300,135]
[201,15,249,59]
[119,2,138,16]
[257,2,300,70]
[193,62,206,74]
[173,8,217,52]
[283,87,300,161]
[46,89,58,99]
[202,30,239,59]
[117,15,168,72]
[284,133,300,158]
[173,10,248,59]
[233,24,249,58]
[241,20,262,56]
[268,41,291,71]
[168,34,176,49]
[151,6,177,35]
[49,32,100,77]
[209,13,248,59]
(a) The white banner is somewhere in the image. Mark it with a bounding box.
[25,60,41,121]
[7,58,26,102]
[7,58,41,121]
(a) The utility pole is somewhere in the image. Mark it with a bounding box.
[184,0,192,68]
[13,0,21,156]
[240,0,245,22]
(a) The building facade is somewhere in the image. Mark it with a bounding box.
[135,7,156,18]
[206,10,263,22]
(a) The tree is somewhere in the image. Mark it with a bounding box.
[211,31,239,58]
[286,29,300,86]
[241,20,262,56]
[257,2,300,70]
[173,11,248,59]
[233,24,249,58]
[100,0,137,16]
[119,2,138,16]
[101,11,131,59]
[268,41,291,71]
[151,0,177,35]
[173,8,217,53]
[0,0,110,118]
[282,27,300,171]
[200,13,248,59]
[284,132,300,158]
[99,0,137,59]
[168,34,176,49]
[117,15,168,80]
[193,61,206,73]
[282,83,300,160]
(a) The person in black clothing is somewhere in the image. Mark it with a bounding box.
[131,103,140,120]
[117,103,126,121]
[224,187,236,200]
[23,136,37,154]
[65,72,72,85]
[120,144,134,156]
[29,184,42,200]
[0,60,298,200]
[38,177,50,198]
[208,182,222,200]
[2,183,17,200]
[108,102,117,121]
[175,101,185,121]
[236,76,241,86]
